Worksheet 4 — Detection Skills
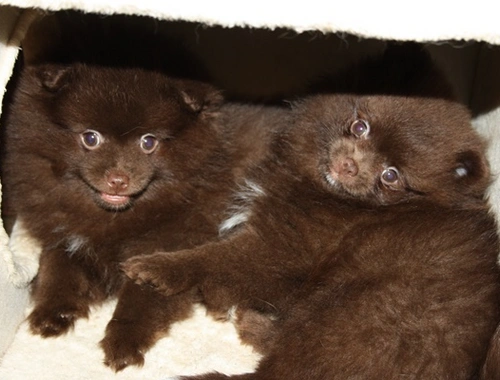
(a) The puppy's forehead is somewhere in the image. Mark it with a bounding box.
[59,75,183,137]
[363,97,485,174]
[362,96,463,138]
[356,97,447,161]
[362,96,421,121]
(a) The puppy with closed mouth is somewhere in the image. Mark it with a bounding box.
[123,45,500,379]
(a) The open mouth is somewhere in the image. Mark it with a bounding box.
[99,192,131,208]
[82,175,151,211]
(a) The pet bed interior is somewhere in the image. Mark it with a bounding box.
[1,3,500,379]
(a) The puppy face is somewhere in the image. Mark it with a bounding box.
[14,64,222,211]
[290,94,489,206]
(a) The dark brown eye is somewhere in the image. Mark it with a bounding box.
[140,134,158,154]
[80,130,102,150]
[350,119,370,138]
[381,167,399,185]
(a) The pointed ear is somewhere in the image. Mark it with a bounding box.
[27,64,73,92]
[174,79,223,116]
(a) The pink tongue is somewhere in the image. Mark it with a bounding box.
[100,193,130,205]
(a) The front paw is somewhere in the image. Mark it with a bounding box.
[100,320,146,372]
[28,303,89,337]
[121,253,194,296]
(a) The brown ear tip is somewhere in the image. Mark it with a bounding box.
[180,85,223,114]
[29,63,72,92]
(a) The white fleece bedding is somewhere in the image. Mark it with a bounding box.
[1,1,500,379]
[0,302,260,380]
[1,0,500,44]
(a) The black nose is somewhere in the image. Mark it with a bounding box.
[106,173,129,193]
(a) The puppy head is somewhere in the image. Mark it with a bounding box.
[17,63,223,211]
[288,94,489,207]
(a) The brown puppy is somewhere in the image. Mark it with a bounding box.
[124,89,500,379]
[0,63,282,371]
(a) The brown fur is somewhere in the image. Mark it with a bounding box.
[481,323,500,379]
[123,90,500,379]
[0,63,283,371]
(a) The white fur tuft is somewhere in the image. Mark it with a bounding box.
[325,172,337,187]
[226,305,238,322]
[219,180,265,235]
[219,211,251,235]
[65,235,89,256]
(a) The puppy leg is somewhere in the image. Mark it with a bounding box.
[28,248,102,337]
[122,249,204,296]
[100,280,196,372]
[122,230,286,303]
[234,308,278,354]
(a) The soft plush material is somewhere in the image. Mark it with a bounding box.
[0,302,260,379]
[0,7,41,359]
[1,2,500,379]
[1,0,500,44]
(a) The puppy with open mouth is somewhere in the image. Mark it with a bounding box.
[0,62,282,371]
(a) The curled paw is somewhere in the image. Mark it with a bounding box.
[101,339,145,372]
[121,253,189,296]
[28,303,88,337]
[100,321,146,372]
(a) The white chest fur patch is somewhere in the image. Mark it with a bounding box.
[219,180,265,235]
[65,235,89,256]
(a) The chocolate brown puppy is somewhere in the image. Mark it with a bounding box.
[124,90,500,379]
[0,63,283,371]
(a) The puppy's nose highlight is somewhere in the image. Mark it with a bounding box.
[337,158,358,177]
[106,173,130,193]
